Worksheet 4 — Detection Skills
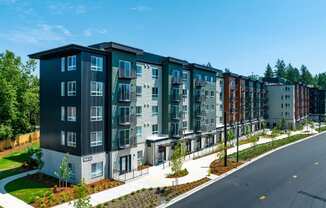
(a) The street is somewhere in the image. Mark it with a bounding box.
[170,133,326,208]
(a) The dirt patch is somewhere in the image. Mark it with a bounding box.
[210,159,243,175]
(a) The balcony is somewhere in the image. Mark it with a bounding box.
[119,115,136,126]
[195,80,206,88]
[171,129,183,138]
[195,95,206,103]
[118,68,136,79]
[172,77,183,85]
[119,136,137,149]
[171,111,183,120]
[171,93,181,102]
[195,109,207,117]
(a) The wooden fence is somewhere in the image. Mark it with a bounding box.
[0,131,40,151]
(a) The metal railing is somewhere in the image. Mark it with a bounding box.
[112,167,149,182]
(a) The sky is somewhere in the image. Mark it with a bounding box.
[1,0,326,76]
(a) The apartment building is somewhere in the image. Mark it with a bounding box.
[223,73,266,138]
[264,78,310,129]
[29,42,224,183]
[309,88,326,121]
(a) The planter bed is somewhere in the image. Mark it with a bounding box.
[166,168,188,178]
[96,177,210,208]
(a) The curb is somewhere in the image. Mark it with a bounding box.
[159,131,326,208]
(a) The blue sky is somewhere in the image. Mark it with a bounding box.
[1,0,326,76]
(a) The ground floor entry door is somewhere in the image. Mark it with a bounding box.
[119,155,131,174]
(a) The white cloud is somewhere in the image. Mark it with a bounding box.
[130,5,152,12]
[48,3,87,15]
[0,24,72,44]
[83,28,108,37]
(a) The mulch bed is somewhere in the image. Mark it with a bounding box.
[28,173,123,208]
[210,159,243,175]
[96,177,210,208]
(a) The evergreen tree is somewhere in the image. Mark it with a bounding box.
[264,64,274,79]
[285,64,300,84]
[300,65,314,85]
[274,59,286,79]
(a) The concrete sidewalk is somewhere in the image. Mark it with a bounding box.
[0,170,37,208]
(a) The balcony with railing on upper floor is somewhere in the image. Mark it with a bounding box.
[118,68,136,79]
[172,77,183,85]
[195,79,207,88]
[119,135,137,149]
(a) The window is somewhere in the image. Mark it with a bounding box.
[182,71,188,80]
[152,106,158,115]
[67,132,76,147]
[183,105,187,112]
[61,131,65,145]
[171,122,180,136]
[136,65,142,76]
[171,105,179,119]
[152,87,158,99]
[211,91,214,97]
[90,131,103,147]
[91,162,103,178]
[67,106,76,121]
[90,81,103,96]
[152,68,158,78]
[91,56,103,71]
[61,57,65,72]
[119,107,130,123]
[119,83,130,101]
[119,60,131,78]
[67,81,76,96]
[67,55,76,71]
[182,121,187,129]
[152,124,158,134]
[136,106,142,116]
[61,106,65,121]
[119,129,130,147]
[61,82,65,96]
[90,106,103,121]
[136,86,142,96]
[136,126,142,138]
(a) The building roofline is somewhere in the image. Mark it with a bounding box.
[190,63,223,73]
[88,42,144,55]
[28,44,107,59]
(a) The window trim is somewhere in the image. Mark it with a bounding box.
[67,106,77,122]
[61,82,65,96]
[90,106,103,121]
[152,124,158,134]
[61,57,65,72]
[67,131,76,147]
[91,162,103,178]
[61,106,65,121]
[67,81,76,96]
[90,131,103,147]
[67,55,77,71]
[91,56,103,72]
[90,81,103,96]
[61,131,65,146]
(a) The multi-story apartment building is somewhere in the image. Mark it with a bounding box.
[264,78,310,129]
[29,42,224,183]
[309,88,326,121]
[223,73,266,137]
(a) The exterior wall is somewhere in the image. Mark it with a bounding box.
[42,148,108,184]
[266,85,295,128]
[216,75,224,128]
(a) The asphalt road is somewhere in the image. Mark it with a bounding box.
[169,133,326,208]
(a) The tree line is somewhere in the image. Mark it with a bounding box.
[263,59,326,89]
[0,51,39,139]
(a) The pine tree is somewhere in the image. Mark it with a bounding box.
[274,59,286,79]
[264,64,274,79]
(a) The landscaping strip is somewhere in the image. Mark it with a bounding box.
[95,177,210,208]
[229,134,310,161]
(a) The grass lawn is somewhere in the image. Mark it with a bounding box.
[5,176,51,204]
[0,143,39,179]
[229,134,309,161]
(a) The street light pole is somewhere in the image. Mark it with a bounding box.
[224,111,228,167]
[236,121,240,163]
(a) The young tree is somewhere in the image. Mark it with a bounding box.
[55,154,71,188]
[34,148,44,171]
[171,142,186,175]
[264,64,274,79]
[73,180,91,208]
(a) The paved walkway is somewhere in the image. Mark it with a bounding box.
[0,170,37,208]
[0,127,319,208]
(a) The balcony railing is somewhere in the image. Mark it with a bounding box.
[172,77,183,85]
[118,68,136,79]
[195,80,206,88]
[119,136,137,149]
[195,95,206,103]
[171,94,181,102]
